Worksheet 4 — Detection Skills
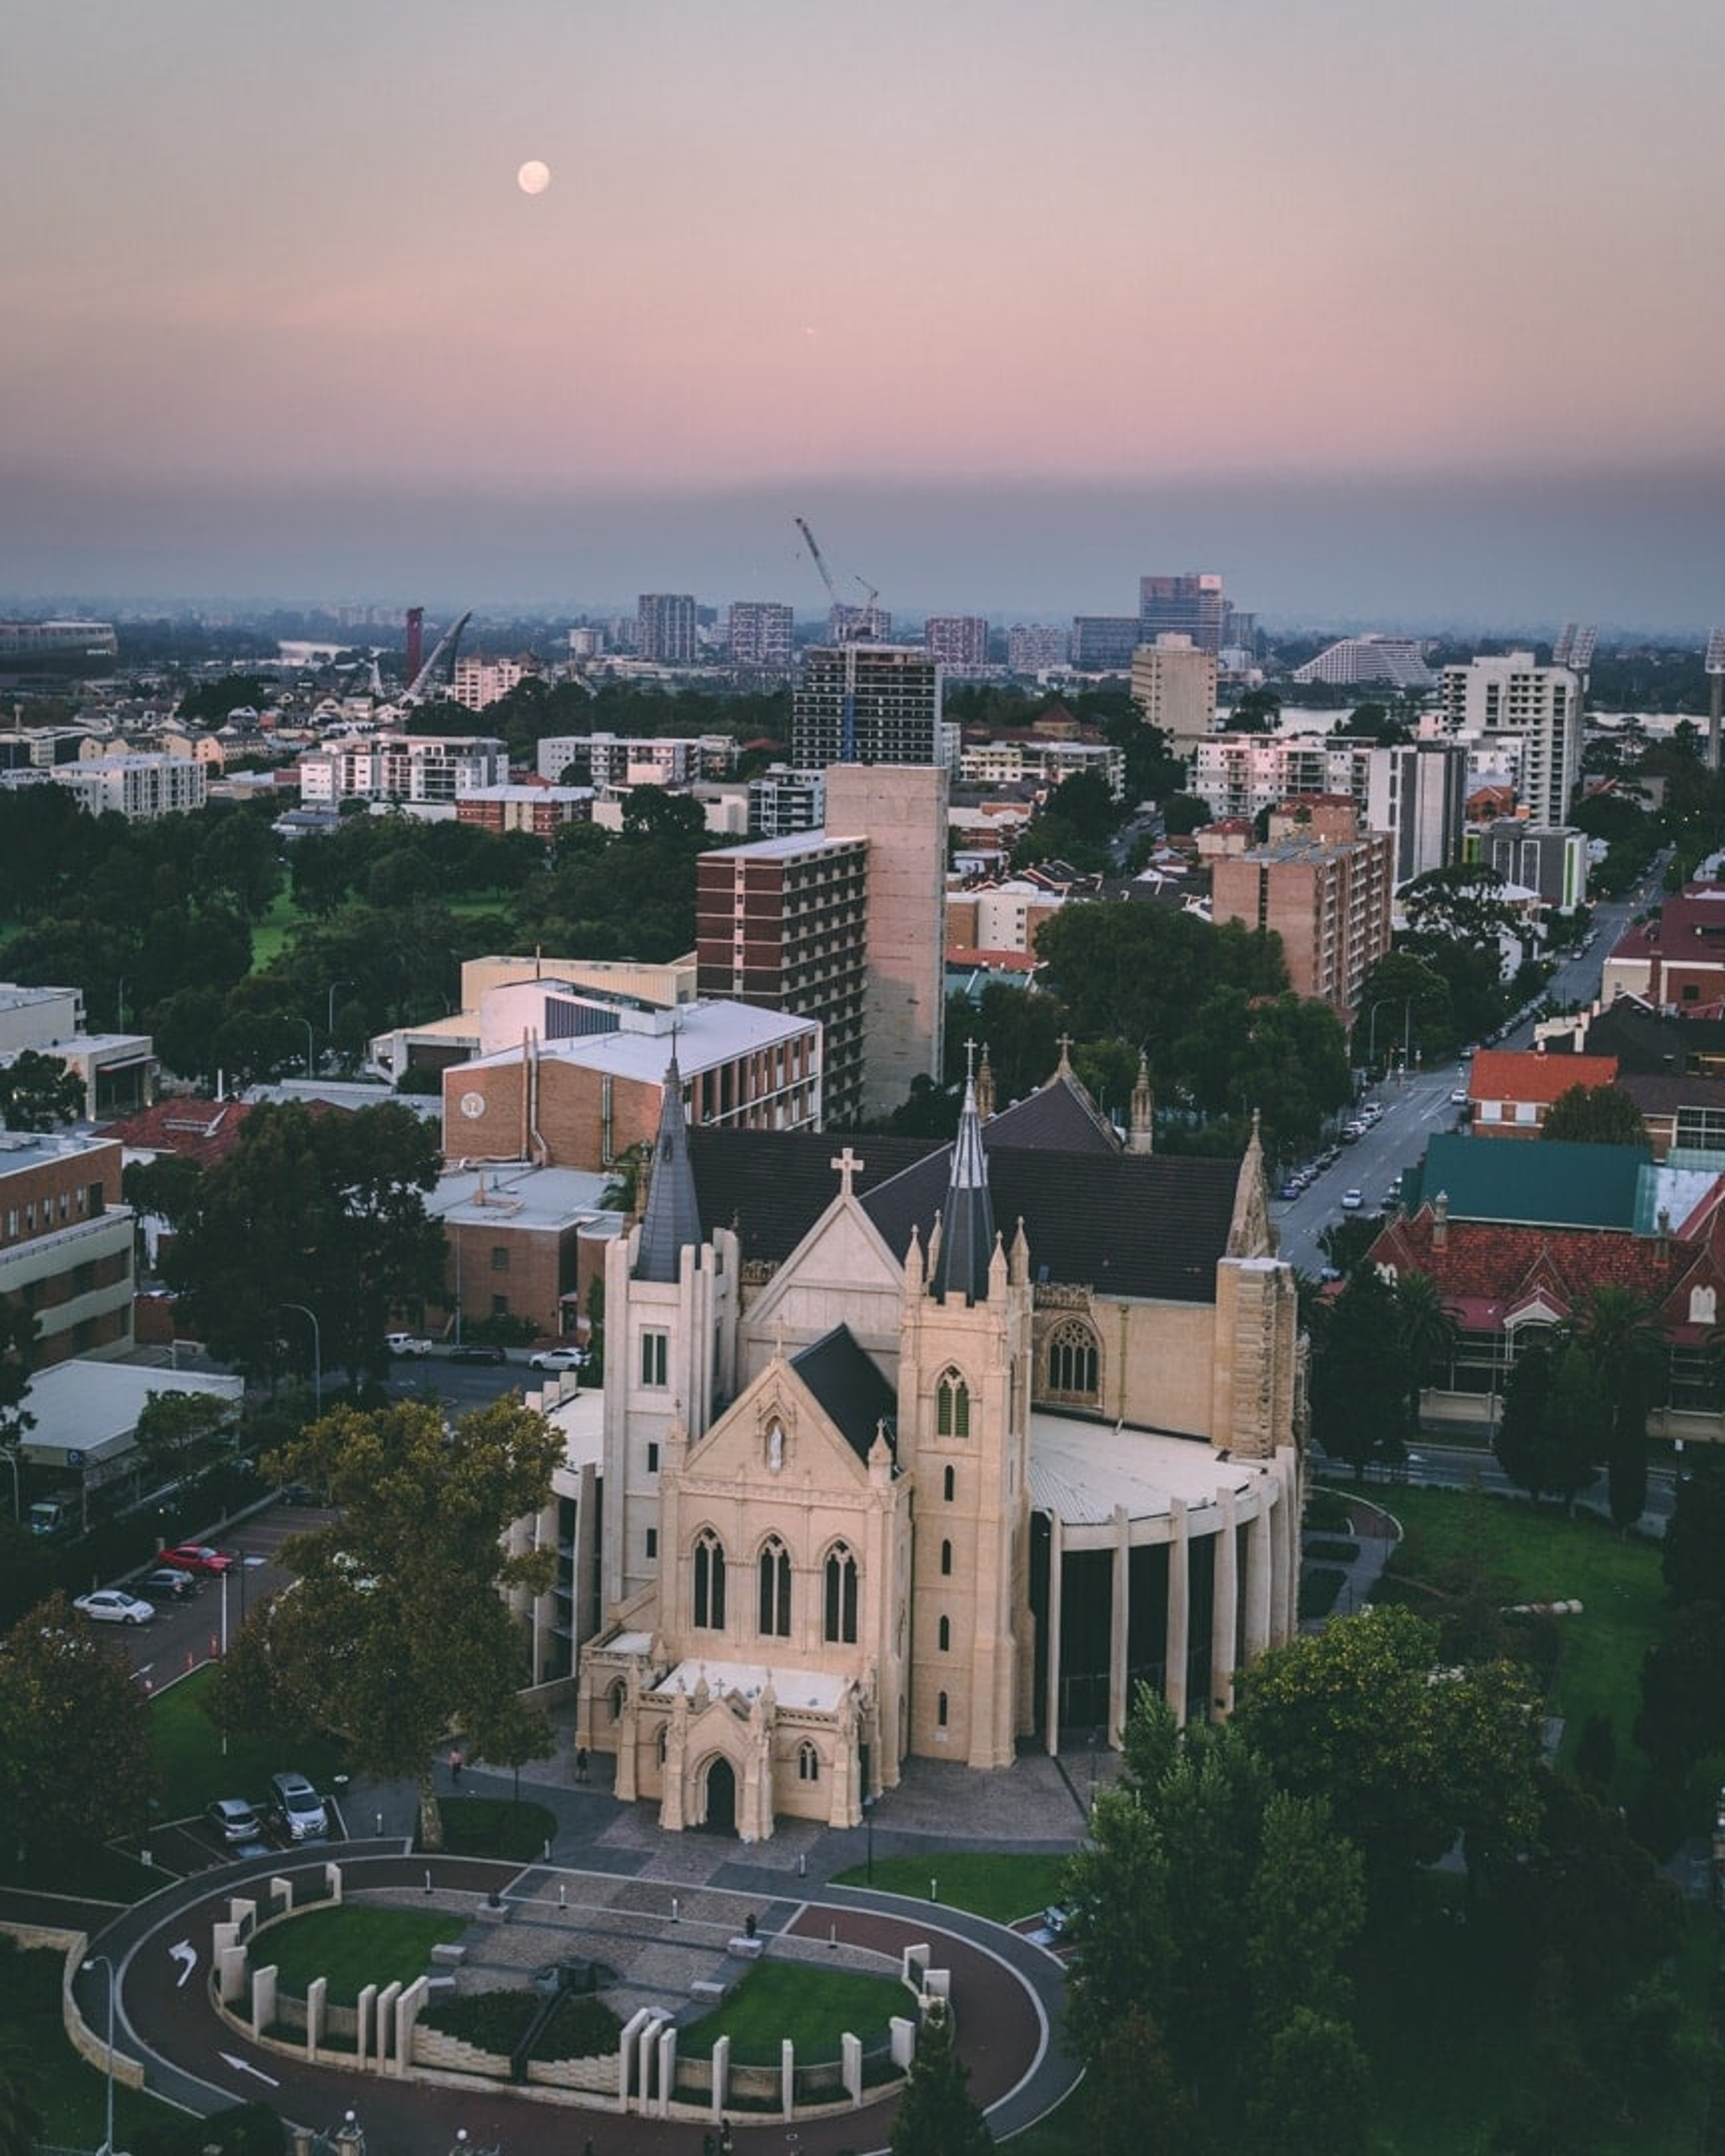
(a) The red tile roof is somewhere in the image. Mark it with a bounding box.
[1469,1050,1618,1106]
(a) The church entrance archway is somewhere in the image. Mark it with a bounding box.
[701,1755,737,1835]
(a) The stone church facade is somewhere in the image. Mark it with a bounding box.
[575,1052,1306,1842]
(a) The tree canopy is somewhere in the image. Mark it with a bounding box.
[0,1592,154,1866]
[1541,1083,1649,1148]
[209,1396,561,1846]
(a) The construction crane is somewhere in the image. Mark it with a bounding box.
[794,515,876,760]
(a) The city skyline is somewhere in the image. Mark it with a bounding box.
[4,0,1724,629]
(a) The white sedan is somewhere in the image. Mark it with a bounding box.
[529,1346,587,1372]
[1340,1188,1365,1211]
[74,1590,156,1627]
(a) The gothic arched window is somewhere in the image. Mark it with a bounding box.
[936,1368,970,1439]
[938,1615,951,1652]
[824,1543,858,1644]
[943,1464,956,1502]
[758,1535,792,1637]
[693,1529,726,1630]
[940,1538,953,1577]
[1047,1318,1100,1401]
[798,1741,819,1783]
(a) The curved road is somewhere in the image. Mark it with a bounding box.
[74,1848,1075,2156]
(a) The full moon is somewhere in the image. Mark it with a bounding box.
[517,159,550,196]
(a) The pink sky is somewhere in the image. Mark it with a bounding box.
[4,0,1724,620]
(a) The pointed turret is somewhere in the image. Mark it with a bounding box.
[1129,1050,1154,1154]
[633,1052,702,1283]
[931,1065,996,1305]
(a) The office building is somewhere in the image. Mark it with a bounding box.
[636,593,699,666]
[1139,572,1227,656]
[0,1132,134,1368]
[727,601,795,667]
[1440,653,1583,828]
[1070,616,1140,671]
[1466,819,1589,912]
[1130,635,1220,755]
[1006,623,1070,673]
[792,644,942,769]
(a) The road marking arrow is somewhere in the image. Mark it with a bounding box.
[218,2052,280,2087]
[168,1940,197,1987]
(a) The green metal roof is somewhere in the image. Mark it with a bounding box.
[1402,1133,1649,1230]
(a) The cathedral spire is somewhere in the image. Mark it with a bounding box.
[1129,1049,1154,1154]
[931,1051,996,1305]
[633,1050,703,1282]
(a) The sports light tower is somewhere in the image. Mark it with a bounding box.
[1706,629,1725,771]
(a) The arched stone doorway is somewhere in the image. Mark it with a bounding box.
[701,1754,738,1835]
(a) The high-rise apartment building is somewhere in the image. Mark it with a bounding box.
[636,593,698,666]
[1364,742,1469,884]
[1209,804,1393,1025]
[1440,653,1582,828]
[695,832,870,1126]
[1130,634,1220,755]
[1139,572,1226,656]
[923,615,989,670]
[451,657,528,711]
[792,643,942,769]
[727,601,794,667]
[1007,623,1070,673]
[829,602,893,642]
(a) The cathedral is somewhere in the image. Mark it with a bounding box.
[573,1050,1306,1842]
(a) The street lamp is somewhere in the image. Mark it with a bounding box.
[1366,997,1413,1078]
[81,1953,117,2156]
[281,1301,322,1414]
[327,979,354,1065]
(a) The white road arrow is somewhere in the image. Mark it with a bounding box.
[218,2052,280,2087]
[168,1940,197,1987]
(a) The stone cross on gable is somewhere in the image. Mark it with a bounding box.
[962,1036,978,1082]
[831,1145,865,1198]
[1056,1032,1074,1070]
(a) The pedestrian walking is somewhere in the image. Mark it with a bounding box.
[448,1746,464,1785]
[719,2123,733,2154]
[575,1746,588,1783]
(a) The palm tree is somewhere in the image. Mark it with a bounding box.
[1394,1271,1460,1436]
[1571,1285,1666,1529]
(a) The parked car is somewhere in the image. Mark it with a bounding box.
[277,1482,322,1507]
[270,1771,330,1842]
[74,1589,156,1626]
[162,1542,235,1575]
[529,1346,586,1371]
[386,1332,433,1357]
[1450,1088,1470,1106]
[135,1566,202,1602]
[207,1797,266,1846]
[1277,1180,1301,1201]
[448,1342,506,1365]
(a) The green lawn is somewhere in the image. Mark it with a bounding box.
[150,1665,348,1821]
[432,1795,557,1860]
[679,1961,908,2065]
[247,887,299,970]
[1363,1484,1670,1796]
[258,1904,466,2005]
[828,1849,1070,1925]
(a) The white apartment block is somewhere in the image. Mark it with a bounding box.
[53,755,208,821]
[1006,623,1070,672]
[958,739,1126,797]
[534,734,739,789]
[1440,653,1582,829]
[727,601,794,667]
[1192,734,1374,822]
[1129,634,1220,753]
[923,615,990,669]
[296,733,509,806]
[451,657,528,711]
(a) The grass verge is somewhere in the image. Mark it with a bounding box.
[828,1849,1071,1923]
[258,1904,466,2005]
[679,1961,907,2065]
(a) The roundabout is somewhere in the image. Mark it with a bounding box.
[68,1846,1077,2154]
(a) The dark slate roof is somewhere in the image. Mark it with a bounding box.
[1619,1071,1725,1116]
[791,1325,898,1461]
[688,1129,938,1266]
[863,1148,1238,1303]
[983,1072,1120,1154]
[1402,1132,1648,1230]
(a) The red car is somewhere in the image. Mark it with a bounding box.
[161,1542,235,1576]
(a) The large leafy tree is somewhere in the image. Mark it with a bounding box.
[1662,1447,1725,1607]
[1391,1271,1458,1432]
[1493,1337,1602,1510]
[164,1100,446,1384]
[1233,1604,1542,1889]
[0,1594,154,1866]
[208,1397,560,1847]
[1541,1083,1649,1147]
[1632,1599,1725,1778]
[0,1049,85,1131]
[1308,1267,1408,1472]
[1033,904,1285,1070]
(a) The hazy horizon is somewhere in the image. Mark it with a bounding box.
[5,1,1723,634]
